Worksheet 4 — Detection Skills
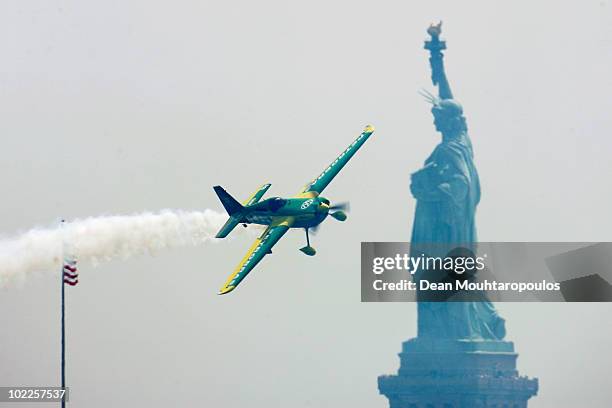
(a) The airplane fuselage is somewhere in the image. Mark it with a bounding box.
[243,196,330,228]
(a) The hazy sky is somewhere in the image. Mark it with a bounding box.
[1,0,611,407]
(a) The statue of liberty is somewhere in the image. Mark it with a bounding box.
[410,22,506,340]
[379,24,538,407]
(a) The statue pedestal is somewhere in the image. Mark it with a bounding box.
[378,338,538,408]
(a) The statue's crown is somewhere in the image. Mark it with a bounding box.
[433,99,463,116]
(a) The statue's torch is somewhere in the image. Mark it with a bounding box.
[424,21,446,53]
[423,21,452,99]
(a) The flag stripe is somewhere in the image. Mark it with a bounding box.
[63,257,78,286]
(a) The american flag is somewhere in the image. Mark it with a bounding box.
[63,258,78,286]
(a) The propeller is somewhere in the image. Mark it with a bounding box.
[312,201,350,235]
[329,201,350,211]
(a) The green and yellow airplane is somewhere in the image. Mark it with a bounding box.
[213,124,375,294]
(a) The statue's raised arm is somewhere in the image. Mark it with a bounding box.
[424,22,453,100]
[419,21,468,143]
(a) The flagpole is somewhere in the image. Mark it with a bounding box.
[60,219,66,408]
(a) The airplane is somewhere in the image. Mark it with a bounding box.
[213,124,375,295]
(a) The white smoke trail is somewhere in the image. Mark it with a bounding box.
[0,209,247,287]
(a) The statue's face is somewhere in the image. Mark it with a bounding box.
[431,100,464,135]
[430,99,464,134]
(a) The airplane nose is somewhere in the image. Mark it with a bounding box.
[318,203,330,213]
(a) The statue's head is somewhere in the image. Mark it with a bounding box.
[420,89,468,137]
[431,99,467,136]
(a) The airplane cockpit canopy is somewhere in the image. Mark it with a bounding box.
[267,197,287,211]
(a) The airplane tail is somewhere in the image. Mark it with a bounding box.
[214,186,243,216]
[215,216,242,238]
[213,183,271,238]
[214,186,244,238]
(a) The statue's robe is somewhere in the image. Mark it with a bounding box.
[411,131,506,340]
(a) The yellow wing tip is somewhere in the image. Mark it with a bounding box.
[218,285,236,295]
[364,124,375,133]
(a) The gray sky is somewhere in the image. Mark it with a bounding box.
[1,0,611,407]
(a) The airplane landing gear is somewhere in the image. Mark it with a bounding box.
[299,228,316,256]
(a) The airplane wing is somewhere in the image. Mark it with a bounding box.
[297,125,374,197]
[218,218,292,294]
[243,183,271,206]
